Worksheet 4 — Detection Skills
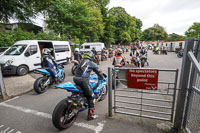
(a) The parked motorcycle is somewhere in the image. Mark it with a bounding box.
[112,68,119,90]
[94,54,100,65]
[130,56,140,67]
[52,74,107,130]
[71,60,79,75]
[34,65,65,94]
[177,50,184,58]
[140,54,148,67]
[101,53,107,61]
[108,51,113,58]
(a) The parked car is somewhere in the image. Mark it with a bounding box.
[0,40,72,76]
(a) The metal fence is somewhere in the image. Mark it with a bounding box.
[0,66,7,100]
[174,38,200,133]
[108,67,179,122]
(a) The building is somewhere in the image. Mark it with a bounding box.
[0,23,43,34]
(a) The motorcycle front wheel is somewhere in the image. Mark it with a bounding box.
[34,77,49,94]
[52,98,79,130]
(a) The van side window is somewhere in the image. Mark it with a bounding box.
[29,45,38,55]
[85,45,90,49]
[54,45,69,53]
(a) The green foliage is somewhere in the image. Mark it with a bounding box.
[0,29,64,47]
[167,33,186,41]
[185,22,200,38]
[142,24,168,41]
[0,0,53,23]
[45,0,104,43]
[108,7,142,43]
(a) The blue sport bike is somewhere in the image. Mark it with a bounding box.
[34,65,65,94]
[52,73,107,130]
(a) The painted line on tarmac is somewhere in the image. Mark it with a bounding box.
[0,96,105,133]
[0,125,22,133]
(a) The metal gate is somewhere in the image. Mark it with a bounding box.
[108,67,179,122]
[174,38,200,132]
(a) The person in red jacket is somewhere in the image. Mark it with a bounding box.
[112,48,126,67]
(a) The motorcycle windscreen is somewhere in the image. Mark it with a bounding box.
[56,82,84,92]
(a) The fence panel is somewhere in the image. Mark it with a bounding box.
[108,67,179,122]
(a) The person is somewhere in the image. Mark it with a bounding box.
[91,47,99,65]
[140,46,147,55]
[73,48,82,63]
[41,48,59,84]
[73,52,105,120]
[112,48,126,67]
[101,47,107,55]
[91,47,97,55]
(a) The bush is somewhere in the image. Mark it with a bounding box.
[0,29,65,47]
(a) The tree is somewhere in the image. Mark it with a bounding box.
[45,0,104,43]
[142,24,168,41]
[185,22,200,38]
[108,7,141,43]
[0,0,53,23]
[167,33,186,41]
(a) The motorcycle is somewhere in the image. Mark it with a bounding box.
[52,74,107,130]
[71,60,79,75]
[108,51,113,58]
[130,56,140,67]
[101,53,107,61]
[140,54,148,67]
[177,50,184,58]
[112,67,119,90]
[34,65,65,94]
[94,54,100,65]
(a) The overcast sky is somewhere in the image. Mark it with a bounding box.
[108,0,200,35]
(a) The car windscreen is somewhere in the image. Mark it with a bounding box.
[4,45,27,55]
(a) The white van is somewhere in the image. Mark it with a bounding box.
[0,40,71,76]
[80,42,105,54]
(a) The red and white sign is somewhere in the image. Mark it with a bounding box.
[127,69,159,90]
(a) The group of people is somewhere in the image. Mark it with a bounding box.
[40,45,148,121]
[40,47,105,121]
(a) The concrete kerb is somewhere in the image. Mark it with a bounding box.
[3,74,35,97]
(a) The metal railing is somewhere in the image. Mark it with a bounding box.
[174,38,200,133]
[0,66,7,99]
[108,67,179,122]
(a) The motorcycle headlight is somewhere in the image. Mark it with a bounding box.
[4,58,14,67]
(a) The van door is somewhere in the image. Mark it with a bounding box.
[54,44,69,64]
[24,45,41,70]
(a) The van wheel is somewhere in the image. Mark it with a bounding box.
[17,65,28,76]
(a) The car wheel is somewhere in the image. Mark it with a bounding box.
[16,65,29,76]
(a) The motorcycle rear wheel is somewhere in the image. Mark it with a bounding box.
[52,98,79,130]
[71,65,78,75]
[34,77,49,94]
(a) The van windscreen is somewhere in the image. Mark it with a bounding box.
[4,45,27,55]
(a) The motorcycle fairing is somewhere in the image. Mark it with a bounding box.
[57,68,64,78]
[56,82,84,92]
[35,69,51,76]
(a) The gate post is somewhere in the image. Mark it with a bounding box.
[108,67,112,117]
[174,38,195,130]
[0,66,7,99]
